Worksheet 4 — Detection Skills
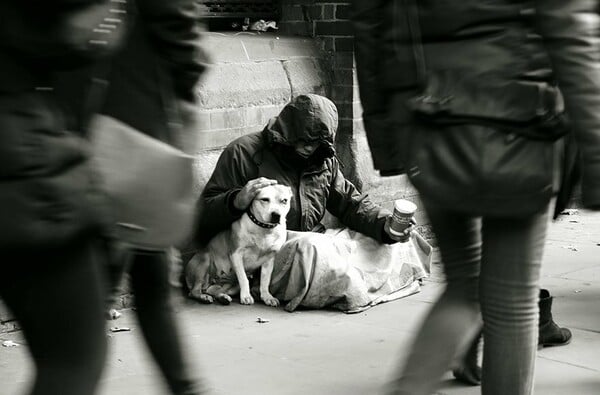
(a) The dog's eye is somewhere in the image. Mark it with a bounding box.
[260,198,269,202]
[281,198,288,204]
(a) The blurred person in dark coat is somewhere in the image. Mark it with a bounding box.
[0,0,129,394]
[98,0,210,394]
[353,1,600,394]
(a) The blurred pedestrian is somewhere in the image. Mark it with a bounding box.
[97,0,210,394]
[353,1,600,395]
[0,1,129,394]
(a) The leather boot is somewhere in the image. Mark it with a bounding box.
[454,289,572,386]
[538,289,572,347]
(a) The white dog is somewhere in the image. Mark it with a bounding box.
[185,184,292,306]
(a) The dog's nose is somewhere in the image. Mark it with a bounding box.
[270,212,281,223]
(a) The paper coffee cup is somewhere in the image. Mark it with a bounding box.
[389,199,417,241]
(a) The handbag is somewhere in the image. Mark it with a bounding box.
[400,0,564,216]
[89,114,196,250]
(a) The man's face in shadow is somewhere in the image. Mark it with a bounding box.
[294,140,320,158]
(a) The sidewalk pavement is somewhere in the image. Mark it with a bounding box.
[1,211,599,395]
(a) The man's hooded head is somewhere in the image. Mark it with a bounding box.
[265,94,338,166]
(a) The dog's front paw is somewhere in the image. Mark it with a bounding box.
[239,293,255,305]
[189,291,214,304]
[216,294,232,305]
[262,295,280,307]
[198,294,214,304]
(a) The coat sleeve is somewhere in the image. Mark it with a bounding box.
[536,0,600,209]
[195,142,259,245]
[137,0,210,102]
[352,0,419,176]
[325,160,392,243]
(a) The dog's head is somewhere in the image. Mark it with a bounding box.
[250,184,293,225]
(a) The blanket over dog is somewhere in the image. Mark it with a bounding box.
[268,229,432,313]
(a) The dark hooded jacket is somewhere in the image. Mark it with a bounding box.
[353,0,600,210]
[196,94,391,246]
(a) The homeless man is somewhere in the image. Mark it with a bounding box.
[192,94,432,313]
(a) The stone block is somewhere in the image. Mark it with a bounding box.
[245,106,263,129]
[283,58,332,98]
[247,36,324,61]
[194,149,226,192]
[196,62,291,109]
[259,105,286,125]
[201,34,255,63]
[210,110,226,130]
[223,108,246,129]
[202,33,325,63]
[188,129,244,152]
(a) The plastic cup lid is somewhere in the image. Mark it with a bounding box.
[394,199,417,214]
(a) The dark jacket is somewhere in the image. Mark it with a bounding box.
[101,0,209,142]
[353,0,600,209]
[0,0,123,249]
[196,94,391,246]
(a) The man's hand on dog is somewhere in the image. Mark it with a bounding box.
[233,177,279,210]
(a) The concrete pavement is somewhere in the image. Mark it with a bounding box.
[1,211,599,395]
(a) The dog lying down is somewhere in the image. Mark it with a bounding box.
[186,184,293,306]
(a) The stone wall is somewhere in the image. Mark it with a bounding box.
[179,32,333,192]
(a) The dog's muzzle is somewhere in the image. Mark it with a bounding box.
[270,212,281,223]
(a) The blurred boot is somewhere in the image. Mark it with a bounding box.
[454,289,572,386]
[452,330,482,386]
[538,289,572,347]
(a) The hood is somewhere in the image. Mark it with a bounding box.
[266,94,338,146]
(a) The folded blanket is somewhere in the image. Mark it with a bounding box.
[269,229,432,313]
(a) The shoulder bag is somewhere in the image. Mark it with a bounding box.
[88,59,197,250]
[400,0,566,217]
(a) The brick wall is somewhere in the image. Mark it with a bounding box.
[279,1,363,188]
